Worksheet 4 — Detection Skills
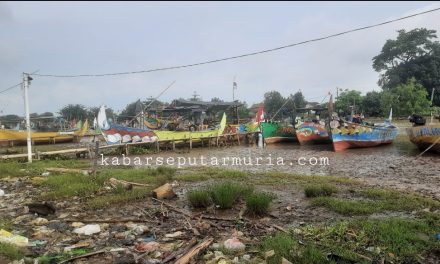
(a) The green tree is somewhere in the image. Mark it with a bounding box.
[373,28,440,105]
[285,91,306,110]
[211,97,223,103]
[380,78,431,117]
[335,89,363,116]
[362,91,382,117]
[263,91,286,119]
[59,104,88,121]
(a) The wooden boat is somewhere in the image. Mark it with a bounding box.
[406,118,440,153]
[0,120,88,147]
[296,121,330,145]
[260,121,297,144]
[97,106,226,144]
[329,117,398,152]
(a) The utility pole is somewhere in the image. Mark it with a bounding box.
[22,73,33,163]
[232,78,239,124]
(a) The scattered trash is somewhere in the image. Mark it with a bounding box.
[71,222,85,227]
[0,229,29,247]
[165,231,184,238]
[26,202,56,216]
[143,234,156,242]
[134,241,160,253]
[0,189,4,196]
[64,241,91,252]
[224,237,245,251]
[436,233,440,241]
[31,217,49,226]
[28,240,47,247]
[41,172,50,177]
[281,257,293,264]
[73,224,101,235]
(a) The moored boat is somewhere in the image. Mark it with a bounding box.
[260,121,297,144]
[329,116,398,152]
[406,115,440,153]
[296,121,330,145]
[0,120,88,147]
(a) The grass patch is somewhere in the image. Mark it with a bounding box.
[0,159,90,178]
[260,233,296,264]
[302,218,438,263]
[304,184,338,198]
[42,173,103,199]
[87,188,150,209]
[187,189,212,208]
[246,192,274,215]
[178,167,248,182]
[311,197,379,215]
[209,182,254,209]
[0,243,24,261]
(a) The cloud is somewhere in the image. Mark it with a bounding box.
[1,2,440,115]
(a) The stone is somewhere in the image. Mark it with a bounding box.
[31,217,49,226]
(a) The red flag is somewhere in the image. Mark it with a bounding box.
[256,104,265,123]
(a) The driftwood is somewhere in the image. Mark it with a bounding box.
[162,238,198,263]
[108,178,151,190]
[45,167,91,175]
[174,237,214,264]
[152,183,176,199]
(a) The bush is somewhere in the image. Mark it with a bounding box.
[209,182,254,209]
[246,192,274,215]
[187,189,212,208]
[304,184,338,198]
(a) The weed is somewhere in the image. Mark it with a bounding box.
[246,192,274,215]
[304,184,338,197]
[0,243,24,261]
[187,189,212,208]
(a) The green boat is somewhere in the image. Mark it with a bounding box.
[260,121,297,144]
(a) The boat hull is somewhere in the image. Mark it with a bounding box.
[406,125,440,153]
[330,123,398,152]
[296,122,330,145]
[260,122,297,144]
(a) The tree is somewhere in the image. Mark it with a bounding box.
[335,89,363,116]
[373,28,440,105]
[380,77,431,117]
[263,91,285,119]
[59,104,88,121]
[362,91,382,117]
[285,91,306,110]
[211,97,223,103]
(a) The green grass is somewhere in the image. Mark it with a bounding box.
[0,243,24,261]
[0,219,12,230]
[311,197,379,215]
[0,159,90,178]
[187,189,212,208]
[209,182,254,209]
[246,192,274,215]
[39,166,175,208]
[302,218,439,263]
[260,233,297,264]
[177,167,248,182]
[304,184,338,198]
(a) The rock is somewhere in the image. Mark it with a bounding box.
[73,224,101,235]
[281,257,292,264]
[224,237,245,251]
[265,250,275,258]
[71,222,85,227]
[127,224,148,236]
[47,221,69,231]
[31,217,49,226]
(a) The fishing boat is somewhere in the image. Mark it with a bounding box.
[97,106,227,144]
[294,107,331,145]
[260,121,297,144]
[329,112,398,152]
[406,115,440,153]
[0,120,88,147]
[296,121,330,145]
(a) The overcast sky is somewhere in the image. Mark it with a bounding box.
[1,1,440,115]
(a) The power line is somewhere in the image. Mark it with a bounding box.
[31,7,440,78]
[0,82,22,94]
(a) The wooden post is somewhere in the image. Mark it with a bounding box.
[172,140,175,151]
[236,133,240,145]
[125,144,129,155]
[189,134,192,150]
[156,141,160,153]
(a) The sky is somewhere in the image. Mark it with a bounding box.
[1,1,440,116]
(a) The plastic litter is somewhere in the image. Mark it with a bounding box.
[436,233,440,241]
[135,241,160,253]
[0,229,29,247]
[223,237,245,251]
[73,224,101,235]
[0,189,4,196]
